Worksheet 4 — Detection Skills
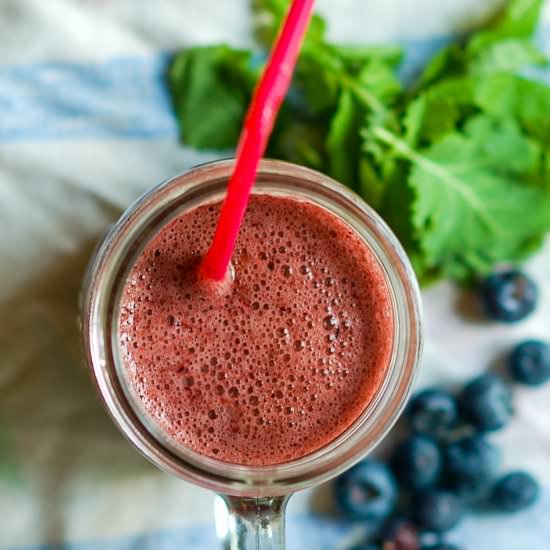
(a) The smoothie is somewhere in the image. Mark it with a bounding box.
[119,194,394,466]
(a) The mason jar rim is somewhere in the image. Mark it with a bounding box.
[81,159,422,497]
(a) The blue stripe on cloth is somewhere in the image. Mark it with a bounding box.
[13,493,550,550]
[0,36,456,143]
[0,53,178,141]
[13,514,349,550]
[398,35,455,82]
[1,25,550,142]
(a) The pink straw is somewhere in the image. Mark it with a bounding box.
[199,0,315,281]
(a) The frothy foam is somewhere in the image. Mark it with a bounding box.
[119,195,394,465]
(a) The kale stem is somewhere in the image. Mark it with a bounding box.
[342,75,386,113]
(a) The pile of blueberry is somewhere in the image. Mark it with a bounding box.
[335,270,549,550]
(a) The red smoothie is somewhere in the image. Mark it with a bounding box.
[119,195,394,465]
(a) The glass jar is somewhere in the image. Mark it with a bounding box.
[81,159,422,549]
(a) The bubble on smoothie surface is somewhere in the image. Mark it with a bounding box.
[119,195,394,466]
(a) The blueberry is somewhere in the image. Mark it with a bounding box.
[335,459,398,521]
[509,340,550,386]
[443,435,499,497]
[491,471,540,512]
[410,490,464,532]
[391,435,442,490]
[421,545,461,550]
[407,388,458,438]
[480,270,537,322]
[381,517,419,550]
[458,374,513,431]
[381,515,409,538]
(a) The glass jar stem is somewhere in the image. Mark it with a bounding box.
[219,494,290,550]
